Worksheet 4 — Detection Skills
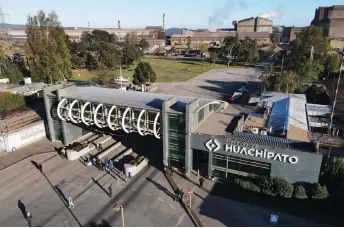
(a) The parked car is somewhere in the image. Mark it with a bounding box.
[228,86,247,103]
[115,77,129,82]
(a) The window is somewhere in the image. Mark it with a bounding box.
[209,104,214,112]
[214,104,221,112]
[213,169,226,179]
[198,108,204,123]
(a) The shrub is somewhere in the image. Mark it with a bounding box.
[293,185,308,199]
[72,142,87,152]
[272,177,294,198]
[258,177,276,196]
[235,178,261,192]
[311,184,329,199]
[0,93,25,111]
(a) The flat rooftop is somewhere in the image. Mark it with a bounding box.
[193,105,242,136]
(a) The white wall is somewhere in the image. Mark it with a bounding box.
[0,121,46,152]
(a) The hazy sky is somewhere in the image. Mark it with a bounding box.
[1,0,343,29]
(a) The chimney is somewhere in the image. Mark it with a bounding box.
[163,13,165,31]
[118,20,121,29]
[208,20,211,32]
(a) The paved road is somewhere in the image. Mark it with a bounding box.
[0,152,193,227]
[154,67,263,100]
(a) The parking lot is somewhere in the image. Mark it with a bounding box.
[153,67,263,101]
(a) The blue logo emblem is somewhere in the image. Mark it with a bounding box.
[270,214,278,224]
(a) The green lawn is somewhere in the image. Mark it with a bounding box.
[71,57,230,82]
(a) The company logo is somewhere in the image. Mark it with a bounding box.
[205,139,220,152]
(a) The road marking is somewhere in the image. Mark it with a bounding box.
[132,188,139,191]
[157,197,163,202]
[169,204,176,209]
[175,213,186,227]
[146,193,152,196]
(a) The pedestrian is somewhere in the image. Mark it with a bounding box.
[68,195,74,208]
[174,188,180,201]
[128,172,132,179]
[179,189,185,201]
[26,212,32,227]
[199,176,204,188]
[169,165,174,176]
[109,184,113,198]
[98,143,103,151]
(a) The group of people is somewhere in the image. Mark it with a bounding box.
[90,156,114,171]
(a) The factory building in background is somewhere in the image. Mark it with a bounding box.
[311,5,344,38]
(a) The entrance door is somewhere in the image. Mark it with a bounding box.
[192,149,209,176]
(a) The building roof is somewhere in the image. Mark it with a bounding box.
[60,86,215,111]
[171,31,236,39]
[306,104,332,116]
[193,105,242,135]
[309,132,344,147]
[10,83,47,94]
[259,93,309,142]
[238,17,255,23]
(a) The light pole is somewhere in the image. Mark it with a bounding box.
[113,204,125,227]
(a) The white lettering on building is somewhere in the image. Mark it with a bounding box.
[223,143,298,164]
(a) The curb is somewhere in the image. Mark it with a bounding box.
[0,151,57,173]
[164,172,203,227]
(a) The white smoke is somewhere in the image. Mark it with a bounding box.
[260,11,281,19]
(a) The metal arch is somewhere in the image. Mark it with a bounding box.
[57,98,68,121]
[94,103,105,128]
[153,112,161,139]
[137,109,146,136]
[68,100,80,124]
[194,100,226,113]
[81,101,92,126]
[107,105,119,131]
[121,107,131,133]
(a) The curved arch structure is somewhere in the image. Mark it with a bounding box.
[153,112,161,139]
[137,109,146,136]
[68,100,80,124]
[81,102,92,126]
[107,105,120,131]
[56,98,161,139]
[121,107,131,133]
[94,103,105,128]
[57,98,68,121]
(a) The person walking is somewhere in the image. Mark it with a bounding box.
[109,184,113,198]
[199,176,205,188]
[169,166,174,176]
[174,188,180,201]
[179,189,185,201]
[26,212,32,227]
[68,195,74,209]
[98,143,103,151]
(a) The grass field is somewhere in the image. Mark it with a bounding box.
[71,57,229,82]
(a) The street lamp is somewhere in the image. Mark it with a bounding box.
[113,204,125,227]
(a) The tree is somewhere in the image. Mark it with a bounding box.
[311,184,329,199]
[132,62,156,86]
[293,185,308,199]
[0,57,25,83]
[186,36,192,50]
[122,34,142,68]
[324,53,341,74]
[223,35,239,66]
[138,38,150,50]
[91,30,111,43]
[25,10,72,83]
[209,51,218,64]
[0,94,25,111]
[320,157,344,196]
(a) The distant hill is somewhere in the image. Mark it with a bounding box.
[2,23,26,30]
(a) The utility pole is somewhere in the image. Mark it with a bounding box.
[0,5,10,32]
[280,53,284,78]
[328,61,344,135]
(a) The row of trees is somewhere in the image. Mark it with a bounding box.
[263,26,341,93]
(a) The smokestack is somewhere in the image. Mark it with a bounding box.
[163,13,165,31]
[88,22,90,30]
[118,20,121,29]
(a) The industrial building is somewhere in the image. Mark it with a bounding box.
[42,84,344,183]
[311,5,344,38]
[281,26,304,43]
[235,17,273,34]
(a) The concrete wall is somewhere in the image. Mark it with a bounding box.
[57,85,83,145]
[162,97,177,166]
[237,18,255,32]
[43,84,64,142]
[190,134,323,183]
[185,99,199,173]
[255,18,273,33]
[0,121,46,152]
[329,20,344,38]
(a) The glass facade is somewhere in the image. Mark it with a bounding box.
[212,153,271,179]
[168,114,186,168]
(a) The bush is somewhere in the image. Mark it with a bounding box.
[258,177,275,195]
[311,184,329,199]
[0,93,25,111]
[235,178,260,192]
[293,185,308,199]
[272,177,294,198]
[72,142,87,152]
